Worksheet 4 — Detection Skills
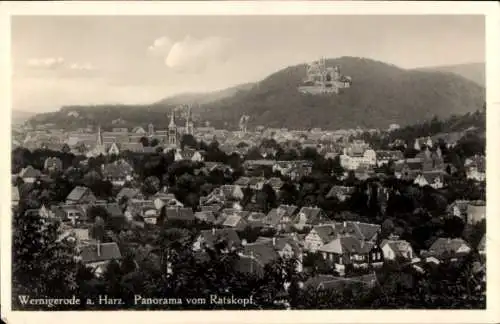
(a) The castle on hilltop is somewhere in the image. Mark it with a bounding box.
[298,58,352,95]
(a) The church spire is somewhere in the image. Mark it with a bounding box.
[169,110,176,128]
[97,125,103,146]
[185,105,193,135]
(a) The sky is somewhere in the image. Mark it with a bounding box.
[11,15,485,113]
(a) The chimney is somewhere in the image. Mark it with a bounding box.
[97,240,101,257]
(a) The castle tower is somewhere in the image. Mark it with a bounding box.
[168,110,177,146]
[185,105,194,135]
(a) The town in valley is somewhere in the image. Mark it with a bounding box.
[10,14,487,311]
[12,102,486,310]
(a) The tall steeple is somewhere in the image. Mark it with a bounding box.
[185,105,194,135]
[169,110,176,129]
[97,125,103,146]
[168,110,177,146]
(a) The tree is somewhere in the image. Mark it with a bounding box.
[150,138,160,147]
[332,155,344,177]
[139,136,149,147]
[246,147,263,160]
[142,176,160,196]
[12,208,78,309]
[61,143,71,154]
[180,134,197,150]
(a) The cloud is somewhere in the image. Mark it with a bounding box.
[147,35,231,73]
[25,57,97,76]
[27,57,65,69]
[148,36,173,56]
[69,62,96,71]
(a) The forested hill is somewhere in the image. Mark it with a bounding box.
[26,56,485,130]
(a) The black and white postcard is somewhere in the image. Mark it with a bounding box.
[1,1,499,324]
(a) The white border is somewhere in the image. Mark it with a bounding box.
[1,2,499,324]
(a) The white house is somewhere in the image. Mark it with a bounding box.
[380,239,414,261]
[174,149,205,162]
[340,148,377,170]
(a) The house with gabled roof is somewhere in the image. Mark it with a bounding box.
[174,148,205,162]
[246,212,267,228]
[19,165,42,183]
[264,204,298,230]
[203,185,245,204]
[266,177,284,193]
[236,242,280,277]
[380,239,415,261]
[79,241,122,277]
[413,171,447,189]
[293,207,326,230]
[394,158,422,180]
[66,186,96,205]
[222,212,248,231]
[304,224,337,252]
[164,207,195,224]
[335,221,381,243]
[153,192,183,210]
[421,237,472,261]
[192,228,241,252]
[318,235,383,274]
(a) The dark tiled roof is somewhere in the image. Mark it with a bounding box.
[198,228,241,249]
[319,235,374,254]
[266,204,298,226]
[311,224,337,243]
[294,207,324,224]
[80,242,122,263]
[194,211,216,223]
[165,207,195,222]
[66,186,93,203]
[428,238,471,257]
[336,221,381,241]
[241,243,280,266]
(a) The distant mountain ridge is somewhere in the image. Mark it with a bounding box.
[200,57,485,129]
[414,62,485,87]
[155,83,255,106]
[26,56,485,130]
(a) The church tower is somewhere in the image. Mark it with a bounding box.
[168,110,177,146]
[93,125,106,156]
[97,125,103,147]
[148,123,154,137]
[185,105,194,135]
